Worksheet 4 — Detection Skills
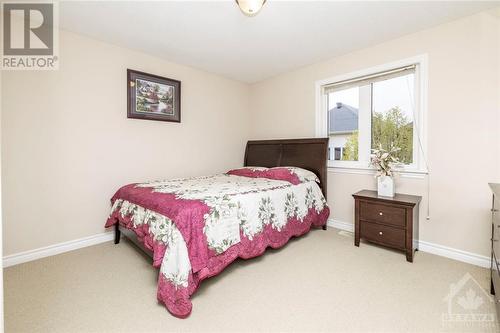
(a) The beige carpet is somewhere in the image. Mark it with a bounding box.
[4,228,499,332]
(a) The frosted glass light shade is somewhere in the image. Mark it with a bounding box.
[236,0,266,16]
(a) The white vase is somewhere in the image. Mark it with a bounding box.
[377,176,395,197]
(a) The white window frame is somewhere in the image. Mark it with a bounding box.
[315,54,428,176]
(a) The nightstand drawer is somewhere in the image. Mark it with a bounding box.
[360,222,406,249]
[360,201,406,227]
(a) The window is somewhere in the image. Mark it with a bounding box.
[371,74,414,164]
[328,86,359,162]
[334,147,342,160]
[317,56,427,172]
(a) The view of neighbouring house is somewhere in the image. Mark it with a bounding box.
[328,102,358,161]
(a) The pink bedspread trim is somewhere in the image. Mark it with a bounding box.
[105,184,211,272]
[109,205,329,318]
[106,184,330,318]
[107,210,167,267]
[226,168,301,185]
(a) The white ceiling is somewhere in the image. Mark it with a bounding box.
[59,1,499,83]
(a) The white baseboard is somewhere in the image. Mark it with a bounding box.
[416,240,490,268]
[328,219,355,233]
[3,220,491,269]
[3,232,114,268]
[327,219,490,268]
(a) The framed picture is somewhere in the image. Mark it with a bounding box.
[127,69,181,122]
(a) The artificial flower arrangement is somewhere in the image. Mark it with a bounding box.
[370,144,401,197]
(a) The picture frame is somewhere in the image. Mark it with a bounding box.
[127,69,181,122]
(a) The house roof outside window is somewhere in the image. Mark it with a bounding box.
[329,102,358,134]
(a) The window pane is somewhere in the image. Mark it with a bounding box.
[334,147,341,160]
[327,87,359,161]
[371,74,414,164]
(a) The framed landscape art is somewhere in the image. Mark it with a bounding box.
[127,69,181,122]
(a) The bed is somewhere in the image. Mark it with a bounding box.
[105,138,330,318]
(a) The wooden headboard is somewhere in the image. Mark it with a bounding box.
[244,138,329,198]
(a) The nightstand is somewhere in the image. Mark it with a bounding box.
[352,190,421,262]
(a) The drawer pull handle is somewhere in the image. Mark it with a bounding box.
[379,212,383,216]
[379,231,383,235]
[492,209,499,212]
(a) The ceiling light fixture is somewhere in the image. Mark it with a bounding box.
[235,0,266,17]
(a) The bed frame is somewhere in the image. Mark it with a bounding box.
[243,138,328,199]
[114,138,329,255]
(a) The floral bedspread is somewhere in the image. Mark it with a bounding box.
[105,168,329,318]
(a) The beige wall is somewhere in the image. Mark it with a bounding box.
[0,65,4,327]
[1,30,250,255]
[249,10,500,257]
[498,8,500,171]
[2,9,499,259]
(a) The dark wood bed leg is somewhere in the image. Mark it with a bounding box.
[322,225,327,230]
[114,224,121,244]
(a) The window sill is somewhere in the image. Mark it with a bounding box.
[327,165,428,179]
